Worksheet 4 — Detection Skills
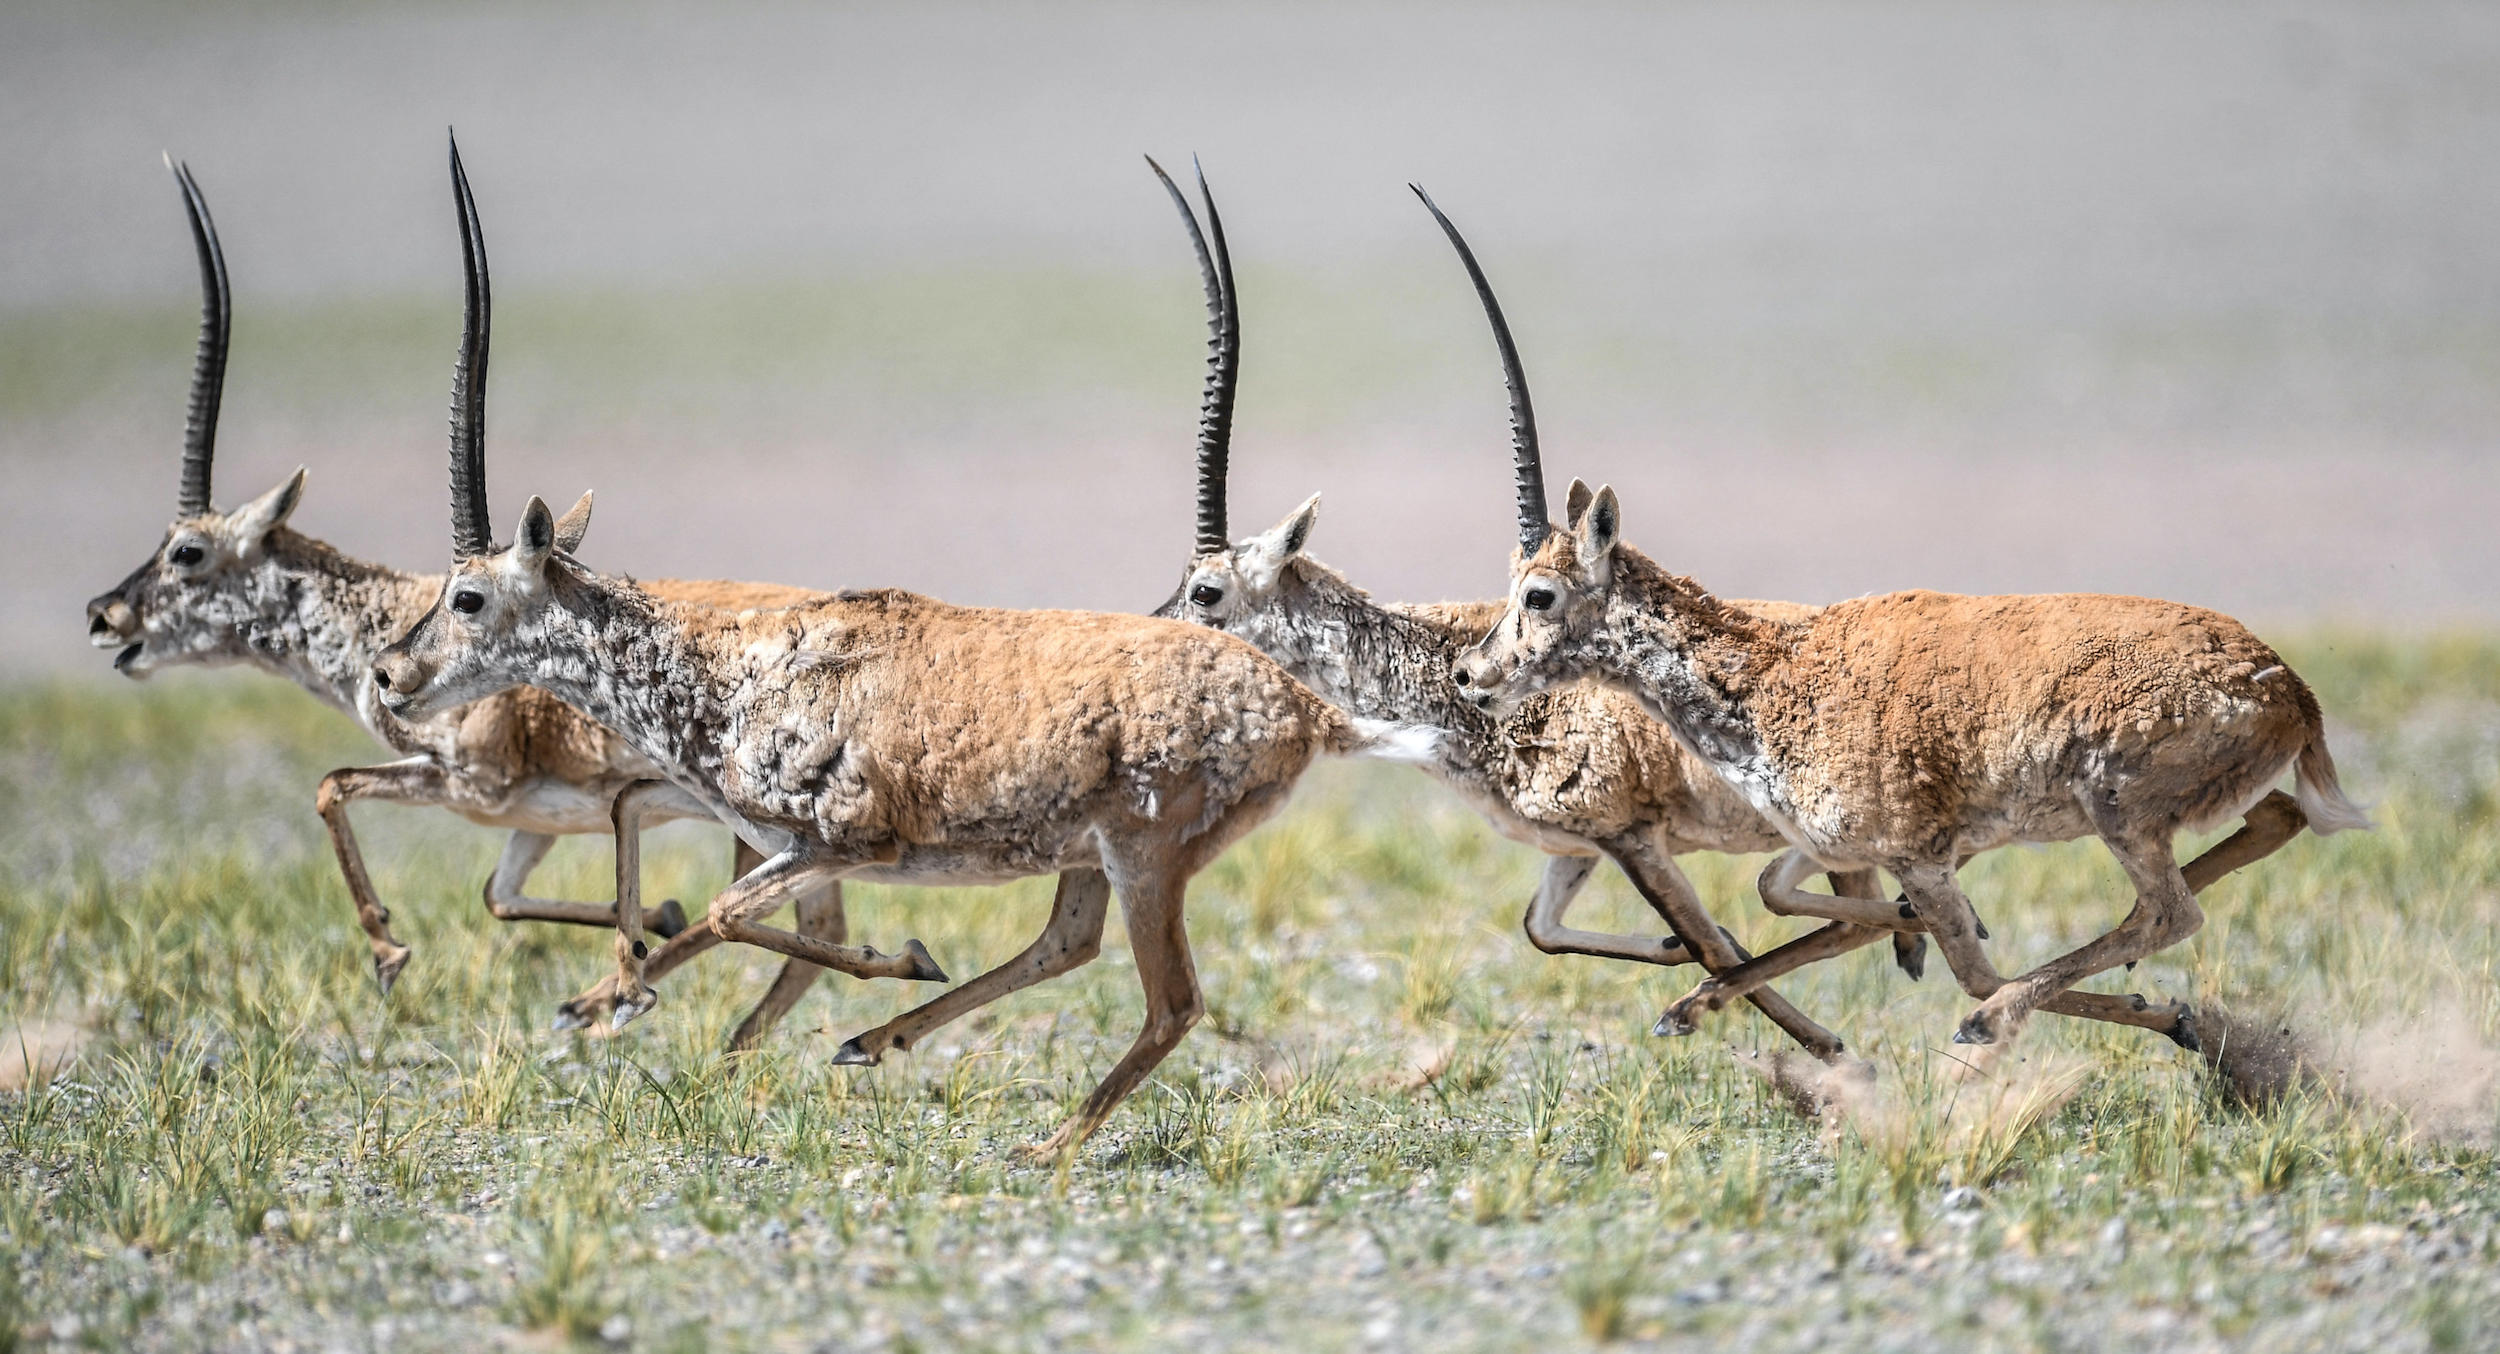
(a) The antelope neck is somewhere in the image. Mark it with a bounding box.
[1587,547,1792,817]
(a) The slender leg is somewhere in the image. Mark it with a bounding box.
[559,838,938,1031]
[1756,851,1924,933]
[315,757,452,994]
[1654,921,1892,1034]
[710,849,950,989]
[727,877,847,1052]
[1693,800,2306,1043]
[1894,863,2191,1040]
[1607,844,1848,1060]
[1654,855,1902,1029]
[1029,861,1203,1160]
[481,830,687,938]
[603,781,668,1027]
[1520,854,1699,966]
[834,869,1113,1066]
[1957,827,2203,1047]
[2180,791,2305,892]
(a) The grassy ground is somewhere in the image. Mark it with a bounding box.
[2,634,2496,1352]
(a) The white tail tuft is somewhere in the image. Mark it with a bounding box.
[1345,718,1444,765]
[2294,735,2372,836]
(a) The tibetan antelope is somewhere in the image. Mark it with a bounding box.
[82,154,879,1051]
[370,148,1401,1155]
[1436,201,2367,1051]
[1146,162,1920,1059]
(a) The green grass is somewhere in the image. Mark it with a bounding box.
[1,635,2497,1351]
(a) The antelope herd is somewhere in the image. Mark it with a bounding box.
[84,139,2369,1155]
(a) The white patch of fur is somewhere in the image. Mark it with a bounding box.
[1344,718,1443,765]
[2295,752,2373,835]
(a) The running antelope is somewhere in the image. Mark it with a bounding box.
[82,155,875,1050]
[1146,162,1915,1059]
[1436,200,2367,1051]
[370,149,1405,1155]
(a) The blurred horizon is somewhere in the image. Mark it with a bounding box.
[5,0,2495,677]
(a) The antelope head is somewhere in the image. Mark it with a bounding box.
[1399,186,1611,713]
[86,158,312,677]
[373,135,593,721]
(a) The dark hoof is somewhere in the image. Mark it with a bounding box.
[2163,1008,2201,1053]
[650,899,689,939]
[903,939,949,984]
[552,1003,594,1032]
[1972,911,1990,942]
[373,947,412,996]
[831,1036,878,1067]
[1651,1006,1697,1039]
[612,988,658,1030]
[1952,1012,1998,1046]
[1893,934,1928,983]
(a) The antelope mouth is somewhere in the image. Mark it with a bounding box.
[113,642,144,673]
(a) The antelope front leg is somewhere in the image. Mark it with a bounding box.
[599,781,671,1028]
[834,869,1112,1067]
[1756,851,1925,933]
[1521,854,1698,966]
[1609,845,1849,1060]
[559,840,938,1032]
[315,756,452,995]
[480,830,688,939]
[1652,857,1902,1029]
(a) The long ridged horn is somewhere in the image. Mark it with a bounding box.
[447,131,493,557]
[167,156,230,517]
[1146,154,1238,555]
[1411,185,1546,552]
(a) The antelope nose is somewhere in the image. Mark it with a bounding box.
[371,653,420,695]
[86,595,133,642]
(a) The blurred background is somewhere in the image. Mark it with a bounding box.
[4,0,2495,676]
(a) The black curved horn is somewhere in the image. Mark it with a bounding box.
[447,131,493,557]
[168,157,230,517]
[1411,185,1546,552]
[1146,154,1238,555]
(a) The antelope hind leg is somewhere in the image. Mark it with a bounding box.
[1957,829,2202,1048]
[726,877,846,1053]
[835,869,1111,1067]
[1026,861,1201,1162]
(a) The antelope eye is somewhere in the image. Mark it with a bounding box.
[169,543,205,567]
[1523,588,1557,612]
[1189,584,1224,608]
[450,591,486,615]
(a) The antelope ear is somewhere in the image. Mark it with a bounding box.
[512,496,557,572]
[552,490,594,554]
[1564,477,1594,525]
[1269,493,1321,560]
[1242,493,1321,588]
[231,467,308,543]
[1579,485,1621,562]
